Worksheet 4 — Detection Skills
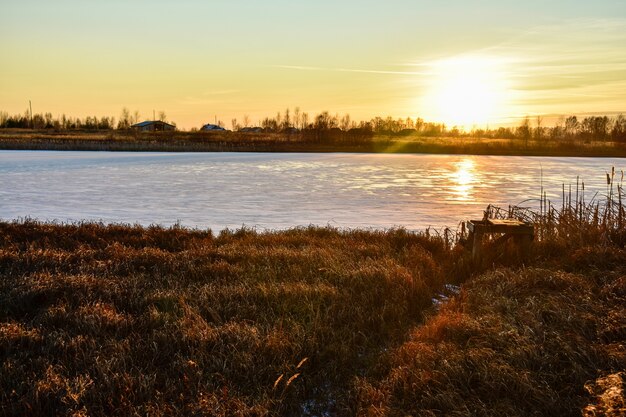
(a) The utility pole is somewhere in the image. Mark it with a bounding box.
[29,100,33,129]
[153,109,155,121]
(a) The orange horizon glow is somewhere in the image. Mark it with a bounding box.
[1,2,625,130]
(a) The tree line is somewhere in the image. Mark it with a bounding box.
[0,108,168,131]
[1,107,625,142]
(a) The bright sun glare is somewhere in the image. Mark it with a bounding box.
[422,55,512,129]
[451,158,477,201]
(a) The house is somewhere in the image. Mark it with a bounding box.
[239,127,264,133]
[131,120,176,132]
[201,123,226,131]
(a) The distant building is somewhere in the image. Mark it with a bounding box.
[239,127,264,133]
[131,120,176,132]
[201,123,226,131]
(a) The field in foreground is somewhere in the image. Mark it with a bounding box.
[2,129,626,157]
[0,216,624,416]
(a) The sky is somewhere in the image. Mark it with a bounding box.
[1,0,626,130]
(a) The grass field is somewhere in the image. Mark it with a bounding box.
[1,129,626,157]
[1,193,624,416]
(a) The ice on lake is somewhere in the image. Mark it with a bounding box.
[0,151,623,232]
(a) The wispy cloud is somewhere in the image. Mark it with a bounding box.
[272,64,430,76]
[201,89,240,96]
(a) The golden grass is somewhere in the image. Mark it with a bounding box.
[1,129,626,156]
[0,222,449,416]
[355,263,625,416]
[1,189,624,415]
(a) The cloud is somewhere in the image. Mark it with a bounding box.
[272,64,430,76]
[201,89,240,96]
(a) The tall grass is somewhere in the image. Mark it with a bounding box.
[356,173,626,416]
[481,167,625,248]
[1,172,624,416]
[0,222,450,416]
[1,129,626,156]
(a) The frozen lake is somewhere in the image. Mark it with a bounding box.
[0,151,623,232]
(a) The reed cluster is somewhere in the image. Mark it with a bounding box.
[1,173,624,416]
[357,172,626,416]
[1,129,626,156]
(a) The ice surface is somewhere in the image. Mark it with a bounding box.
[0,151,622,232]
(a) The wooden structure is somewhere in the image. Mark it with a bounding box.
[467,218,534,260]
[131,120,176,132]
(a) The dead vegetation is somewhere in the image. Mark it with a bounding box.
[0,223,450,416]
[0,178,625,416]
[1,129,626,156]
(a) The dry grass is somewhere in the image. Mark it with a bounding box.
[355,183,626,417]
[1,183,625,416]
[0,222,449,416]
[355,263,625,416]
[1,129,626,156]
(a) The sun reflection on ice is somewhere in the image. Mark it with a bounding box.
[450,158,477,201]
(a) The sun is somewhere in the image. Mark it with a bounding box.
[421,55,512,129]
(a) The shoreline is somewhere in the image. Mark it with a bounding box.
[2,130,626,157]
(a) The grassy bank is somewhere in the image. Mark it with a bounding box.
[0,223,452,416]
[1,203,625,415]
[2,129,626,157]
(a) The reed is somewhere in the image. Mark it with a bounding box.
[2,129,626,156]
[0,222,450,416]
[1,171,624,416]
[356,170,626,417]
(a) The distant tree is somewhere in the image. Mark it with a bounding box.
[132,110,141,126]
[293,107,301,130]
[564,116,579,139]
[580,116,610,141]
[314,111,336,130]
[415,118,424,133]
[44,113,53,128]
[340,114,351,131]
[516,117,531,142]
[282,108,291,130]
[32,113,45,129]
[301,112,309,130]
[118,108,131,130]
[231,118,240,131]
[534,116,544,140]
[242,114,251,127]
[158,111,167,122]
[494,127,515,139]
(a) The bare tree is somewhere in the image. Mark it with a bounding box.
[283,108,291,129]
[242,114,251,127]
[118,108,131,129]
[340,114,351,131]
[565,116,579,138]
[158,111,167,122]
[132,110,141,125]
[294,107,301,130]
[516,117,531,143]
[0,111,9,127]
[534,116,544,140]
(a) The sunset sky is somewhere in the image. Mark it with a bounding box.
[1,0,626,130]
